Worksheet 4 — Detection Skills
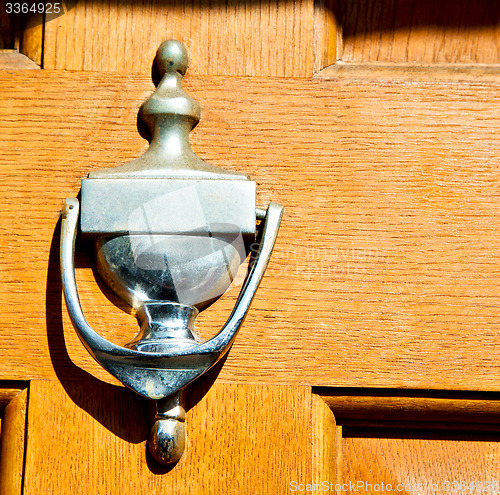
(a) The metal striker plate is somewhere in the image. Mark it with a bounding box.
[81,179,256,237]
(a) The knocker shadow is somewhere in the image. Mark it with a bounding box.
[46,217,227,471]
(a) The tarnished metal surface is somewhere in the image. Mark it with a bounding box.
[148,391,186,465]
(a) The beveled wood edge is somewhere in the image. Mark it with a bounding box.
[315,62,500,83]
[313,0,339,73]
[0,382,29,411]
[315,387,500,427]
[1,63,499,85]
[339,420,500,432]
[18,14,43,67]
[0,385,28,495]
[0,50,40,70]
[312,393,337,484]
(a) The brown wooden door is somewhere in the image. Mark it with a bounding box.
[1,1,500,493]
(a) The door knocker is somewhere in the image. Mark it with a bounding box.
[60,40,283,465]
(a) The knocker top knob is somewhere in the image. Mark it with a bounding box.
[138,39,201,138]
[89,39,244,179]
[156,39,189,76]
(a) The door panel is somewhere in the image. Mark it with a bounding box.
[341,427,500,492]
[319,389,500,493]
[23,381,314,494]
[329,0,500,65]
[0,71,499,390]
[42,0,315,77]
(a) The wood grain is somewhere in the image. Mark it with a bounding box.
[0,71,500,391]
[0,387,28,495]
[333,0,500,65]
[23,380,312,494]
[341,427,500,493]
[38,0,500,74]
[42,0,314,77]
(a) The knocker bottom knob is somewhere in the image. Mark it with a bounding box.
[149,418,186,465]
[149,392,186,465]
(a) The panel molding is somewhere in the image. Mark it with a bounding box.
[316,389,500,493]
[313,0,500,72]
[317,388,500,429]
[0,50,40,70]
[317,61,500,82]
[0,382,29,495]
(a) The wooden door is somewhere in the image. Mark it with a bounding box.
[1,1,500,493]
